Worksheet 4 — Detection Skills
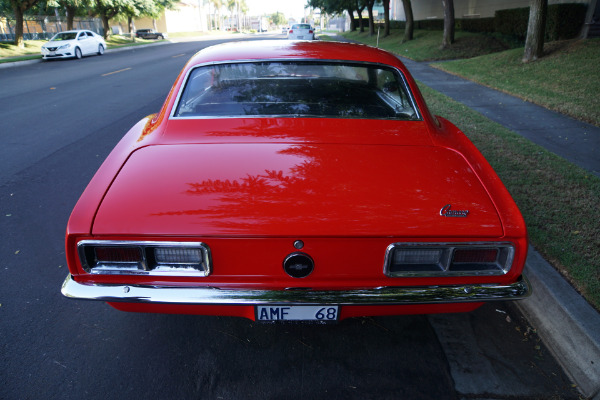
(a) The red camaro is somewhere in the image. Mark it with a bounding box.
[62,40,530,322]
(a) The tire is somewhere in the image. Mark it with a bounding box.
[74,47,82,59]
[97,44,105,56]
[158,35,164,40]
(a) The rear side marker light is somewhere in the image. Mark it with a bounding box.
[384,243,514,277]
[78,241,211,276]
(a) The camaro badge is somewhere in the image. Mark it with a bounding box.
[440,204,469,218]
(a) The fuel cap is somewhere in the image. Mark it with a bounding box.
[283,252,314,278]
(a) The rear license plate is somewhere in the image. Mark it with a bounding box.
[297,35,304,39]
[256,305,339,321]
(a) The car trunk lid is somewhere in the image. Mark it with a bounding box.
[92,143,503,237]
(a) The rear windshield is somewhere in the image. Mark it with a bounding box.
[292,24,311,29]
[173,61,420,120]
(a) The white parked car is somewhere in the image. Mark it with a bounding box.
[41,30,106,60]
[287,24,315,40]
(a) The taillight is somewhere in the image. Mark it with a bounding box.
[78,241,211,276]
[384,243,514,277]
[453,248,499,263]
[95,247,141,263]
[289,30,293,33]
[309,30,313,33]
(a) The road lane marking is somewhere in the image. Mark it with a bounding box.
[102,67,132,77]
[172,54,186,58]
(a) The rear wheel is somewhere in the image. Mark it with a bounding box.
[97,44,105,55]
[74,47,82,59]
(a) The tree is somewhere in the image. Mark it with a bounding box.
[270,11,285,27]
[0,0,11,17]
[522,0,548,62]
[307,0,357,31]
[95,0,131,39]
[239,0,248,30]
[208,0,224,31]
[440,0,454,49]
[9,0,45,47]
[355,0,365,33]
[149,0,177,28]
[121,0,157,41]
[346,5,355,31]
[401,0,413,42]
[365,0,374,35]
[55,0,92,30]
[225,0,245,30]
[382,0,389,36]
[226,0,239,30]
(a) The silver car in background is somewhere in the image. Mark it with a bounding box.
[287,24,315,40]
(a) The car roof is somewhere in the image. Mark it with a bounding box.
[185,40,406,70]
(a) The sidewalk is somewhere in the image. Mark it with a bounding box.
[399,56,600,177]
[396,54,600,399]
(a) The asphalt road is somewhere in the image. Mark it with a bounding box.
[0,35,580,400]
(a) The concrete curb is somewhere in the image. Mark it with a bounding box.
[517,246,600,399]
[0,58,41,69]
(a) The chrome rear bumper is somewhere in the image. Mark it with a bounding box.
[61,274,530,305]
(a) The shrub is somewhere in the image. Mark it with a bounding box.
[494,3,587,42]
[461,17,495,33]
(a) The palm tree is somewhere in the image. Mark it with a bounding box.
[211,0,224,30]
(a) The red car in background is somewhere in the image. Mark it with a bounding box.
[61,40,530,322]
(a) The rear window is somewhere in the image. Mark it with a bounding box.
[173,61,420,120]
[292,24,311,30]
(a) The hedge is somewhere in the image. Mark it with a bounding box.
[461,17,496,34]
[360,3,587,42]
[546,3,587,40]
[494,3,587,41]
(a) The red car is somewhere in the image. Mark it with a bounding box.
[62,40,530,322]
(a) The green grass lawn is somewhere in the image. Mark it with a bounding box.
[0,40,46,60]
[433,39,600,126]
[421,84,600,311]
[340,29,520,61]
